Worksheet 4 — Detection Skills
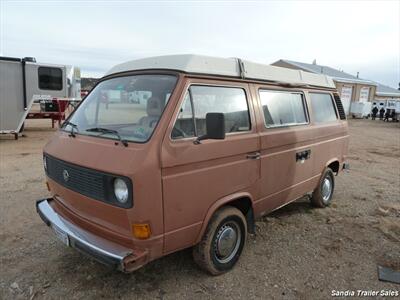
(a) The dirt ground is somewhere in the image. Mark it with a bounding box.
[0,118,399,299]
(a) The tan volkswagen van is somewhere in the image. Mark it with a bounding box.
[37,55,349,275]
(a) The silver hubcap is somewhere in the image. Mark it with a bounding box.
[214,222,241,264]
[321,177,332,203]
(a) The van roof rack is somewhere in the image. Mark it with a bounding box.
[106,54,336,89]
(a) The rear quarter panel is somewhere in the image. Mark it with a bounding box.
[304,90,349,178]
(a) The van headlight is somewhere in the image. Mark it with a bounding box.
[114,178,129,204]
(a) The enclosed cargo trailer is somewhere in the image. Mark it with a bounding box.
[0,56,81,139]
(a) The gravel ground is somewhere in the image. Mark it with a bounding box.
[0,118,399,299]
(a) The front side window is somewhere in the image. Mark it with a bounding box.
[172,85,251,139]
[172,92,196,139]
[259,90,307,127]
[38,67,63,90]
[309,93,337,123]
[64,74,177,143]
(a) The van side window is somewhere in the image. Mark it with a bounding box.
[172,86,250,139]
[172,92,196,139]
[309,93,337,123]
[38,67,63,90]
[191,86,250,136]
[259,90,307,127]
[193,86,251,136]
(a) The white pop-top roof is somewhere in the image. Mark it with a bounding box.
[106,54,336,89]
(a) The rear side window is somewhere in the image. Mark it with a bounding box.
[309,93,337,123]
[172,85,250,139]
[38,67,63,90]
[259,90,307,127]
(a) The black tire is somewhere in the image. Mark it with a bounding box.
[193,206,247,275]
[311,168,335,208]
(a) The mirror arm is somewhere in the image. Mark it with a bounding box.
[193,135,208,145]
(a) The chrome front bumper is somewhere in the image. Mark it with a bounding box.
[36,198,133,271]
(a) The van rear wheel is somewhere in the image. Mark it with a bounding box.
[311,168,335,208]
[193,206,247,275]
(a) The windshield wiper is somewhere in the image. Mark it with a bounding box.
[85,127,128,147]
[63,120,79,137]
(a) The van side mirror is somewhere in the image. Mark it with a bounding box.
[194,113,225,144]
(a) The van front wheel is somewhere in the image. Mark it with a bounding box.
[311,168,335,208]
[193,206,247,275]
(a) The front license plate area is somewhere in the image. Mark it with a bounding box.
[52,224,70,246]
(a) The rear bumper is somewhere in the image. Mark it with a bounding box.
[36,198,147,272]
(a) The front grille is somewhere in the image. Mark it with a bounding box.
[45,155,106,201]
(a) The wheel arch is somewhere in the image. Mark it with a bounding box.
[326,158,340,175]
[194,192,255,244]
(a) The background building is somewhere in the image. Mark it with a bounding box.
[271,59,399,115]
[374,83,400,101]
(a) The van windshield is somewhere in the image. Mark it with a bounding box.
[63,74,177,143]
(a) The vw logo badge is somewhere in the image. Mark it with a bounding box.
[62,169,70,182]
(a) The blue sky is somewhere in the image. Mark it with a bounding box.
[1,0,399,88]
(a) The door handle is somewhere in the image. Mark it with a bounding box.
[296,149,311,162]
[246,152,261,160]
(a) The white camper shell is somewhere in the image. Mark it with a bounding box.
[106,54,336,89]
[0,56,81,137]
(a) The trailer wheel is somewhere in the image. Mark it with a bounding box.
[311,168,335,208]
[193,206,247,275]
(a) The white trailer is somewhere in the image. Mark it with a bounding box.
[0,56,81,139]
[386,100,400,121]
[386,100,397,110]
[371,99,400,121]
[350,101,372,118]
[395,101,400,122]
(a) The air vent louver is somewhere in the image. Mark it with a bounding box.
[334,94,347,120]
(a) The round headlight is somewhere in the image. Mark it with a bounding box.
[114,178,128,204]
[43,156,47,171]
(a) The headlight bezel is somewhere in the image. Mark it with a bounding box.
[113,178,129,204]
[106,175,133,208]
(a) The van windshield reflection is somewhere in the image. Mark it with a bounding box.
[63,74,177,143]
